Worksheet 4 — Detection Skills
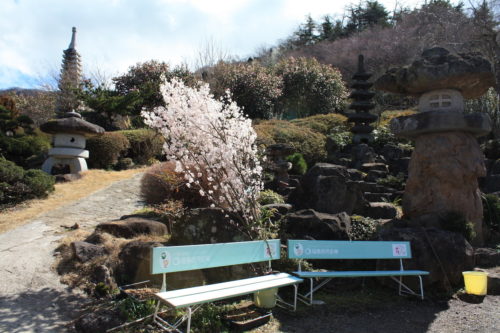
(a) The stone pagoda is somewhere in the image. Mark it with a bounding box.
[347,54,378,143]
[56,27,82,115]
[375,47,495,245]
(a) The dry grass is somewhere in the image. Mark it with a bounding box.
[57,230,168,290]
[0,168,145,234]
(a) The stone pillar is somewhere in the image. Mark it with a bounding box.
[392,111,490,244]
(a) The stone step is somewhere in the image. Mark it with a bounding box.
[361,162,389,172]
[363,202,399,219]
[366,170,388,182]
[364,192,393,202]
[354,181,397,194]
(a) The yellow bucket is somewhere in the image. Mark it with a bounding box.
[253,288,278,308]
[462,271,488,296]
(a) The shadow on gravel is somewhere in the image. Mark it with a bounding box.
[272,286,450,333]
[0,288,87,333]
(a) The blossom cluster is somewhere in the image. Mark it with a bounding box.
[142,78,263,231]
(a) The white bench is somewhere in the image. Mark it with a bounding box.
[288,240,429,305]
[151,240,303,332]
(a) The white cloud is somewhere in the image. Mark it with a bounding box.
[0,0,433,89]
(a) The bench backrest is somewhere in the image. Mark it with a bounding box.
[287,240,412,260]
[151,239,280,274]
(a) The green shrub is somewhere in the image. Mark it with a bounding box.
[115,157,134,170]
[327,131,352,152]
[274,57,348,118]
[209,62,283,119]
[291,113,350,135]
[0,157,24,183]
[0,157,55,206]
[349,216,379,240]
[190,303,231,332]
[118,129,164,165]
[258,189,285,205]
[22,169,55,199]
[86,132,130,169]
[482,194,500,232]
[140,161,210,208]
[286,152,307,175]
[254,119,326,165]
[440,211,476,242]
[482,140,500,160]
[0,131,51,169]
[376,173,405,191]
[118,297,156,321]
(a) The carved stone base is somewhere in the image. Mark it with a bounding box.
[42,156,88,174]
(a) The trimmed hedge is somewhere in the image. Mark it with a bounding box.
[118,129,164,165]
[254,119,327,165]
[290,113,349,135]
[0,130,51,169]
[0,157,55,206]
[86,132,130,169]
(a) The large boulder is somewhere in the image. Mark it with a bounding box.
[116,240,206,289]
[378,227,474,289]
[169,208,254,284]
[284,209,351,241]
[289,163,368,215]
[170,208,250,245]
[116,241,164,286]
[95,217,168,239]
[474,248,500,268]
[71,241,107,262]
[375,47,495,99]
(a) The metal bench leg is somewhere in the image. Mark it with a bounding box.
[309,278,314,305]
[419,275,424,300]
[293,284,298,311]
[153,300,161,325]
[186,307,192,333]
[399,276,402,296]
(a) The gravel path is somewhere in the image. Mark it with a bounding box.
[265,293,500,333]
[0,173,144,333]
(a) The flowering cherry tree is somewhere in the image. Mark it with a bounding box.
[142,78,263,237]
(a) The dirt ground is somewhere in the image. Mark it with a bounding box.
[255,288,500,333]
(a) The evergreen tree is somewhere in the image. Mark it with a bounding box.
[320,15,334,41]
[294,15,319,46]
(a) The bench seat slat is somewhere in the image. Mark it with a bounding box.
[293,270,429,278]
[156,274,303,308]
[159,273,292,299]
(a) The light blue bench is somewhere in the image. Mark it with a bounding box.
[288,240,429,305]
[151,239,303,333]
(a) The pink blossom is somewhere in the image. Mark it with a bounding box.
[142,78,263,233]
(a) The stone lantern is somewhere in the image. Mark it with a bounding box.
[40,111,104,174]
[375,47,495,245]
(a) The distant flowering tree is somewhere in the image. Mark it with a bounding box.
[142,78,264,237]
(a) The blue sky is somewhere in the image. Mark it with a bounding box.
[0,0,427,89]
